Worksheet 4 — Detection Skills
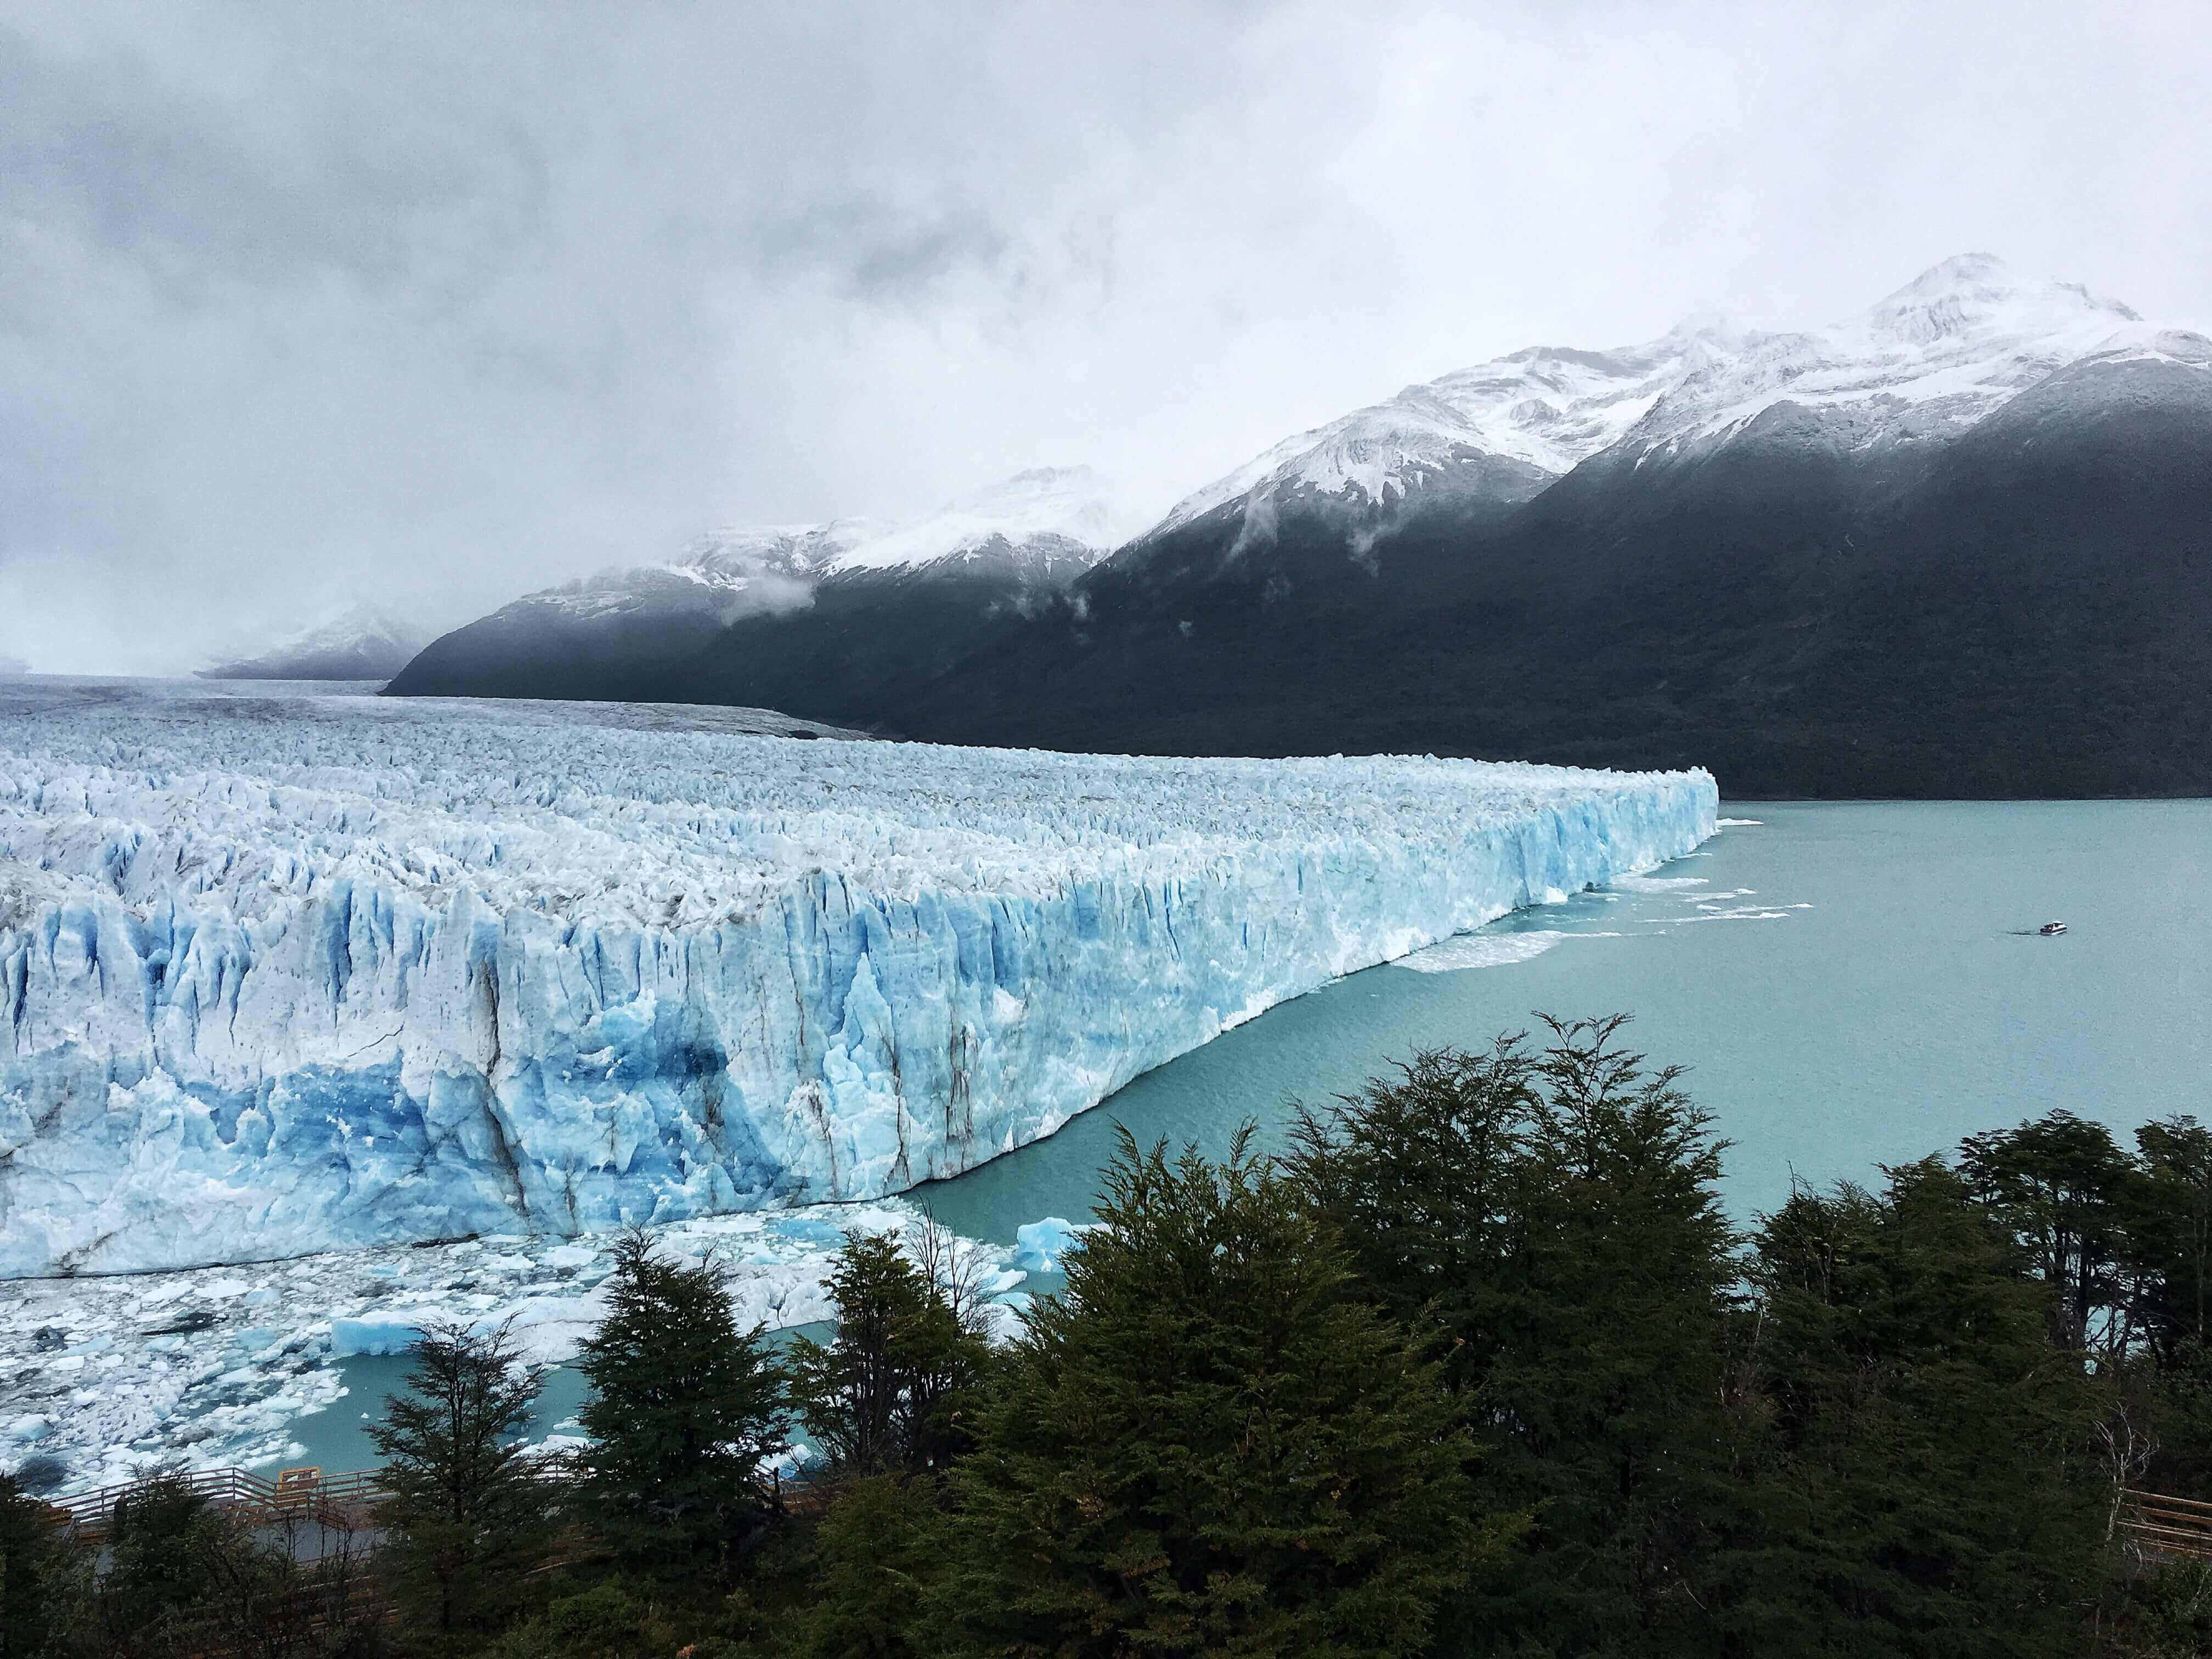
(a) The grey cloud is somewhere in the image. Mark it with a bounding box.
[750,196,1014,302]
[0,0,2205,673]
[0,25,527,304]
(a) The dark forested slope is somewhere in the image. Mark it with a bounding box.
[887,353,2212,797]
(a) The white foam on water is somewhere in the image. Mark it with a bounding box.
[1717,817,1765,826]
[1609,874,1711,893]
[1395,929,1623,973]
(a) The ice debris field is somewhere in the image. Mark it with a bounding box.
[0,1193,1039,1493]
[1,678,1711,1485]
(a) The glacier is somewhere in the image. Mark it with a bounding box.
[0,679,1716,1278]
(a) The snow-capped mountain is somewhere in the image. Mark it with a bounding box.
[519,520,887,629]
[391,258,2212,796]
[1151,253,2202,539]
[828,466,1143,575]
[387,466,1135,707]
[1615,253,2201,464]
[888,256,2212,798]
[198,600,432,681]
[1156,322,1753,534]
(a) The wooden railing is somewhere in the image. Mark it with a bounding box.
[44,1464,391,1544]
[2119,1489,2212,1561]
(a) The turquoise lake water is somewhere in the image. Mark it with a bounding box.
[281,800,2211,1471]
[916,800,2212,1241]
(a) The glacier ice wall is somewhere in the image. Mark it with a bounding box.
[0,684,1715,1275]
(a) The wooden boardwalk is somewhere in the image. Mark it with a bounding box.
[43,1464,390,1544]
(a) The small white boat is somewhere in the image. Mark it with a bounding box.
[2039,921,2068,936]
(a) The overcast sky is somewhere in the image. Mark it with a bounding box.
[3,1,2207,672]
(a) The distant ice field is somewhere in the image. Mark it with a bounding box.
[0,678,1714,1278]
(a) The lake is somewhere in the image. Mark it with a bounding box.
[279,799,2211,1471]
[917,800,2212,1242]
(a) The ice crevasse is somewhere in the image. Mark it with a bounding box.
[0,695,1716,1276]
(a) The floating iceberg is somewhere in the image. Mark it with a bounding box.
[328,1312,437,1358]
[1013,1217,1091,1274]
[0,681,1715,1276]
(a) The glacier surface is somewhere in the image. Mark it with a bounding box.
[1,679,1714,1277]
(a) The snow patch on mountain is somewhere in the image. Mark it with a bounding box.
[496,467,1133,637]
[532,521,886,623]
[826,466,1143,574]
[1154,254,2210,531]
[1628,253,2194,455]
[1158,325,1754,533]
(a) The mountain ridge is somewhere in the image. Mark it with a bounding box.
[390,257,2212,797]
[199,600,431,682]
[385,466,1138,706]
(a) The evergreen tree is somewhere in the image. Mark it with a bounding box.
[479,1581,686,1659]
[574,1228,788,1579]
[1484,1016,1745,1652]
[368,1317,551,1635]
[1290,1017,1747,1654]
[97,1477,229,1654]
[1960,1111,2138,1356]
[2131,1115,2212,1355]
[1286,1036,1539,1395]
[1746,1158,2108,1656]
[785,1474,944,1659]
[0,1471,78,1659]
[787,1221,996,1479]
[48,1474,242,1657]
[929,1126,1491,1658]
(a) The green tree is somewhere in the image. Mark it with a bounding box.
[787,1220,996,1479]
[575,1228,788,1579]
[1,1471,80,1658]
[1291,1017,1747,1654]
[784,1474,944,1659]
[2131,1115,2212,1356]
[1286,1035,1539,1396]
[12,1471,384,1659]
[93,1476,232,1654]
[2105,1117,2212,1509]
[1960,1111,2138,1356]
[929,1126,1491,1658]
[1486,1015,1745,1650]
[479,1581,685,1659]
[1747,1158,2108,1656]
[368,1317,552,1635]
